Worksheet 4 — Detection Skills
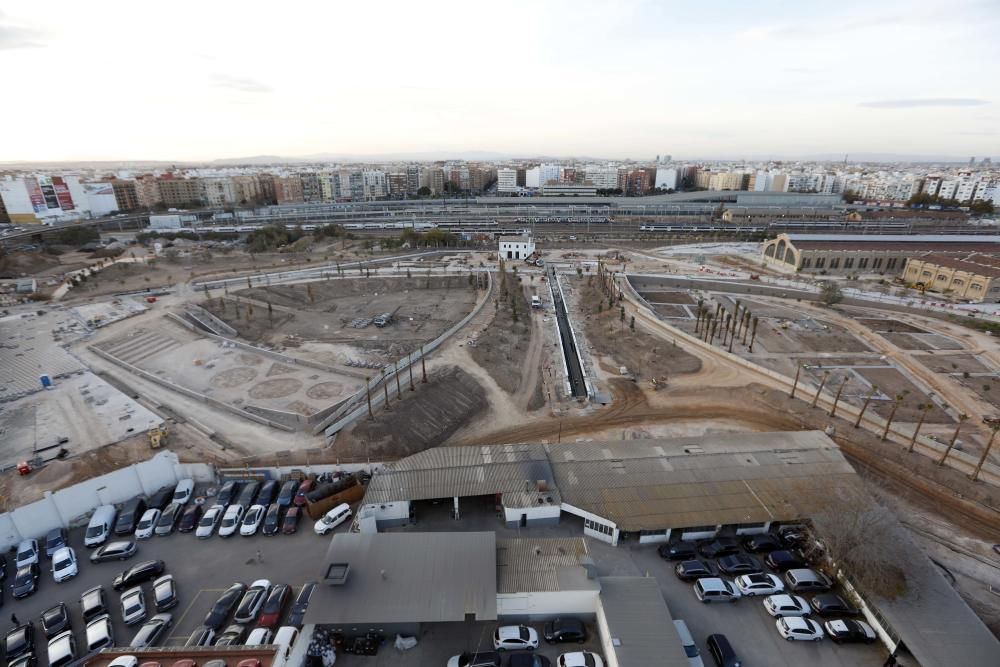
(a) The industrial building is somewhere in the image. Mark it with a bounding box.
[762,233,1000,274]
[902,253,1000,302]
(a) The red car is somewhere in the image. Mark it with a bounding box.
[293,479,315,507]
[257,584,291,628]
[281,506,302,534]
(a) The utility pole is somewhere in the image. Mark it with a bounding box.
[366,378,374,420]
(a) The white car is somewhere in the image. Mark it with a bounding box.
[196,505,224,538]
[763,594,810,617]
[52,547,79,582]
[734,573,785,597]
[134,509,161,540]
[240,504,266,536]
[218,504,245,538]
[313,503,352,535]
[493,624,539,651]
[558,652,605,667]
[776,616,824,642]
[245,627,274,646]
[15,538,40,568]
[121,587,148,626]
[172,478,195,504]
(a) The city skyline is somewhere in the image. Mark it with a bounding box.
[0,0,997,161]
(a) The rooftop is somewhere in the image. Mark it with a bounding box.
[784,234,1000,243]
[597,577,691,667]
[305,532,497,625]
[911,252,1000,279]
[496,537,598,594]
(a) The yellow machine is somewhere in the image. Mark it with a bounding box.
[148,425,168,449]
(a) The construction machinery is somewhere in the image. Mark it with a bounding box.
[148,425,168,449]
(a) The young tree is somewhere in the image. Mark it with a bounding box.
[938,413,969,465]
[908,403,933,452]
[855,385,878,428]
[971,424,1000,481]
[881,391,909,440]
[819,281,844,306]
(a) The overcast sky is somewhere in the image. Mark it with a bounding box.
[1,0,997,162]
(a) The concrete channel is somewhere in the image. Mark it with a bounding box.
[549,267,588,398]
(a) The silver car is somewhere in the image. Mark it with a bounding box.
[121,587,147,626]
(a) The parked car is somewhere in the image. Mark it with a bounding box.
[85,614,115,652]
[245,627,274,646]
[764,550,806,572]
[777,525,808,548]
[203,582,247,630]
[172,479,195,505]
[784,568,832,593]
[41,602,71,638]
[218,504,245,538]
[115,496,148,536]
[699,537,740,559]
[80,585,109,621]
[236,481,261,509]
[281,506,302,534]
[823,619,876,644]
[240,504,267,536]
[508,654,551,667]
[90,540,137,563]
[446,651,501,667]
[120,587,148,626]
[12,563,40,599]
[262,504,282,535]
[130,613,173,648]
[493,625,539,651]
[51,547,79,582]
[153,574,179,612]
[185,626,216,647]
[674,559,719,582]
[672,619,704,667]
[718,554,762,576]
[147,487,173,511]
[107,657,139,667]
[4,623,35,660]
[155,502,184,536]
[734,573,784,597]
[556,652,604,667]
[134,509,162,540]
[15,539,40,568]
[177,504,204,533]
[277,480,299,507]
[313,503,352,535]
[543,618,587,644]
[46,630,76,667]
[657,541,697,561]
[196,505,224,538]
[214,623,247,647]
[762,594,810,617]
[234,579,272,624]
[293,478,315,506]
[810,593,859,616]
[776,617,824,642]
[257,480,279,506]
[85,505,118,547]
[258,583,291,628]
[113,560,166,591]
[10,657,37,667]
[743,534,781,553]
[44,528,68,558]
[217,480,241,507]
[694,578,741,604]
[288,582,316,627]
[706,634,741,667]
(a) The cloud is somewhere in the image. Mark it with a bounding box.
[860,98,989,109]
[212,74,272,94]
[0,22,44,49]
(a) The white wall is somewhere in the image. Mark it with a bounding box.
[359,500,410,524]
[596,599,620,667]
[562,503,619,545]
[638,529,671,545]
[503,503,560,525]
[680,526,719,541]
[497,589,599,618]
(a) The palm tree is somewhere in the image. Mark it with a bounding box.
[829,376,849,417]
[908,403,933,453]
[748,316,759,352]
[790,365,804,399]
[971,424,1000,481]
[938,413,969,465]
[855,385,878,428]
[880,391,909,440]
[812,370,830,408]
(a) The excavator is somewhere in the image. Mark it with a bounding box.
[148,425,168,449]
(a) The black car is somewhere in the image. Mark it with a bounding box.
[41,602,71,638]
[543,617,587,644]
[4,623,35,660]
[12,563,40,599]
[155,502,184,536]
[203,582,247,630]
[277,480,299,507]
[508,655,551,667]
[45,528,68,558]
[217,480,242,507]
[236,481,260,508]
[288,582,316,627]
[674,559,720,582]
[115,496,148,536]
[262,504,282,536]
[778,526,808,547]
[90,540,137,563]
[810,593,860,616]
[743,534,781,553]
[112,560,166,591]
[764,550,806,572]
[147,487,173,511]
[657,541,697,560]
[10,656,38,667]
[80,586,109,621]
[257,480,279,506]
[177,504,204,533]
[699,537,741,559]
[824,619,877,644]
[214,623,246,647]
[706,633,740,667]
[718,554,762,575]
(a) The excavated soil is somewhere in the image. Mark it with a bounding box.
[468,275,533,394]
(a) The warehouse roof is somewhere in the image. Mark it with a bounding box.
[784,234,1000,243]
[547,431,861,531]
[598,577,691,667]
[305,532,497,624]
[364,443,561,509]
[911,252,1000,279]
[496,537,598,594]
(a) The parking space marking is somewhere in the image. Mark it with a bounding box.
[166,588,226,642]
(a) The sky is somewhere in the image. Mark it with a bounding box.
[0,0,998,162]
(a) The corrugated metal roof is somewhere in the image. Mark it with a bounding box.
[785,233,1000,242]
[305,532,497,624]
[598,577,691,667]
[496,537,597,594]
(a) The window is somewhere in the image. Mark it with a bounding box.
[682,524,717,533]
[584,519,613,536]
[859,257,869,269]
[952,279,964,287]
[873,258,883,269]
[887,258,898,270]
[830,258,840,269]
[922,271,932,278]
[937,274,948,281]
[844,258,854,269]
[972,283,983,291]
[815,258,826,268]
[801,258,811,269]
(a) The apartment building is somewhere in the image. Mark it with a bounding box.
[111,180,141,211]
[272,175,304,203]
[387,173,407,197]
[157,177,204,207]
[903,253,1000,302]
[497,168,518,193]
[300,172,323,202]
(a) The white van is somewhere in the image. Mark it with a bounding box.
[273,626,300,667]
[672,619,705,667]
[314,503,352,535]
[85,505,118,547]
[531,295,542,309]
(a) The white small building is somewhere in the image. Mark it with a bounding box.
[499,234,535,260]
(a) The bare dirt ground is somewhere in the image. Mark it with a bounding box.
[468,271,534,395]
[854,367,956,423]
[913,353,995,374]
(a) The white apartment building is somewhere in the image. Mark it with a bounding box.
[974,181,999,203]
[497,168,518,193]
[498,234,535,260]
[539,164,561,186]
[938,179,959,200]
[201,177,239,207]
[654,167,678,190]
[362,170,387,199]
[525,167,541,188]
[922,176,942,196]
[586,166,620,190]
[955,177,979,203]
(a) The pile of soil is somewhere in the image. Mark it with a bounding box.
[469,272,533,394]
[0,251,60,278]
